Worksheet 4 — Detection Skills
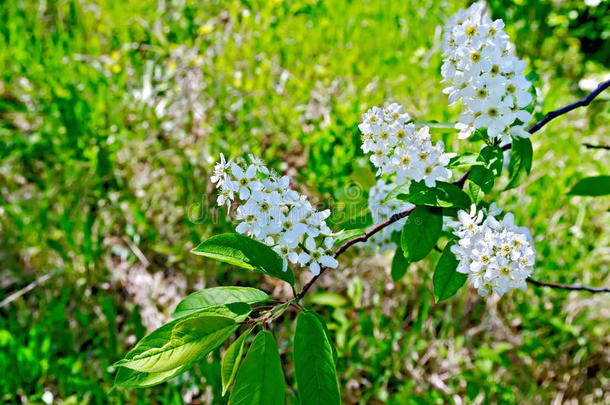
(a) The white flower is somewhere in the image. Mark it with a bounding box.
[365,179,414,254]
[359,104,454,188]
[231,163,259,200]
[211,153,230,184]
[297,237,338,275]
[441,4,533,143]
[211,154,339,275]
[235,200,264,238]
[449,205,536,297]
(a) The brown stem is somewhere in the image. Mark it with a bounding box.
[526,278,610,293]
[296,80,610,300]
[583,143,610,150]
[526,80,609,135]
[297,207,416,299]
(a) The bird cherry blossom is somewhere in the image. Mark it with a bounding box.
[441,3,533,143]
[446,204,536,296]
[211,154,339,274]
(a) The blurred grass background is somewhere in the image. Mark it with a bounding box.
[0,0,609,403]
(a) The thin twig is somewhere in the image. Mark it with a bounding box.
[296,80,610,299]
[296,207,416,299]
[527,80,609,135]
[453,81,609,189]
[252,305,275,311]
[526,278,610,293]
[583,143,610,150]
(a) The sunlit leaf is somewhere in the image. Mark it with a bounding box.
[114,364,190,388]
[222,327,254,395]
[173,287,269,319]
[505,137,533,190]
[401,206,442,262]
[115,314,237,373]
[228,331,285,405]
[468,145,504,200]
[192,233,295,286]
[294,312,341,405]
[389,181,470,209]
[433,240,467,303]
[391,246,409,282]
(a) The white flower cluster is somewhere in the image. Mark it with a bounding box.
[359,103,454,187]
[365,179,414,254]
[447,204,536,297]
[441,3,533,143]
[211,154,338,275]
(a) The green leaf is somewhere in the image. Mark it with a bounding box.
[568,175,610,196]
[306,292,348,307]
[175,302,252,322]
[433,240,467,303]
[393,181,471,209]
[447,153,486,169]
[222,327,254,395]
[173,287,270,319]
[434,182,471,209]
[192,233,295,286]
[391,246,409,282]
[228,331,286,405]
[114,364,190,388]
[401,206,442,262]
[505,138,533,190]
[468,145,504,200]
[383,182,411,203]
[294,312,341,405]
[333,228,367,247]
[304,308,338,365]
[115,314,238,373]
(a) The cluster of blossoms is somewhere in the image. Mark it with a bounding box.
[359,103,454,187]
[211,154,338,275]
[441,3,533,142]
[365,179,414,254]
[447,204,536,297]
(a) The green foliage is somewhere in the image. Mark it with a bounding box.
[401,206,443,262]
[115,313,239,373]
[433,240,467,303]
[568,175,610,196]
[0,0,608,403]
[192,233,295,286]
[294,312,341,405]
[222,327,254,396]
[391,246,409,282]
[506,138,534,190]
[468,144,504,201]
[448,152,486,168]
[173,287,270,319]
[114,364,192,389]
[393,180,471,209]
[228,331,285,405]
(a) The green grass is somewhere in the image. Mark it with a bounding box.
[1,0,608,404]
